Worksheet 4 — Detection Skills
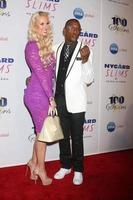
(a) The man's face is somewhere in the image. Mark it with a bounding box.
[63,21,81,43]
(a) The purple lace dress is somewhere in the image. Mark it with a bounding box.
[24,41,55,134]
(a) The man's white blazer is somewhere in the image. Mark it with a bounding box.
[54,40,94,113]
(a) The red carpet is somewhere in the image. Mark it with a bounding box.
[0,149,133,200]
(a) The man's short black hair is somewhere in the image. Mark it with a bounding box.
[64,19,80,28]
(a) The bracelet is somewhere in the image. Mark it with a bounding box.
[49,97,54,102]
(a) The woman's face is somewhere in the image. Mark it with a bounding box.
[35,15,49,37]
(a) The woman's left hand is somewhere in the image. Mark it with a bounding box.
[49,97,56,108]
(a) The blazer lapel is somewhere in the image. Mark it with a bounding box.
[66,41,82,78]
[55,42,64,79]
[55,40,82,79]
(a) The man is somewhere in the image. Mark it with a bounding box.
[54,19,94,185]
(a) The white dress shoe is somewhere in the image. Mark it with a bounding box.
[54,168,71,179]
[73,172,83,185]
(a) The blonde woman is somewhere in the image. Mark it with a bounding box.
[24,11,56,185]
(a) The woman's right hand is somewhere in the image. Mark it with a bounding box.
[48,97,56,115]
[26,76,31,86]
[49,97,56,108]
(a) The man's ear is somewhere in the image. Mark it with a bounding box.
[63,28,66,36]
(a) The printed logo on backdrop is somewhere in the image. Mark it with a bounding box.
[28,127,36,142]
[0,97,11,115]
[0,0,10,17]
[106,95,126,111]
[87,100,93,105]
[107,122,116,132]
[108,0,129,6]
[104,63,130,83]
[83,118,96,137]
[73,8,84,20]
[0,36,8,42]
[108,15,129,33]
[110,43,118,54]
[0,96,10,137]
[80,31,98,48]
[28,133,36,142]
[107,121,124,133]
[73,8,94,20]
[25,0,61,16]
[0,132,9,137]
[0,57,14,81]
[109,43,127,54]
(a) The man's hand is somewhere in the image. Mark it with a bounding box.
[80,45,90,64]
[26,76,31,86]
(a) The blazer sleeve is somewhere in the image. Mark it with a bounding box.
[81,49,94,85]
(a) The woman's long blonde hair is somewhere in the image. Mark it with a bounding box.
[28,11,53,64]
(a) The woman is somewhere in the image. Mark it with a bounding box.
[24,11,56,185]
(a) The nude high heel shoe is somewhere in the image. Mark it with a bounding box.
[25,160,38,181]
[33,168,52,186]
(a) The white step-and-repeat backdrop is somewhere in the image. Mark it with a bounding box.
[0,0,133,167]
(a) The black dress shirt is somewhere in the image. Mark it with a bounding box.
[55,42,77,97]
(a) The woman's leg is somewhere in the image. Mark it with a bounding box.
[26,138,37,180]
[34,136,52,185]
[35,138,46,171]
[31,138,37,164]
